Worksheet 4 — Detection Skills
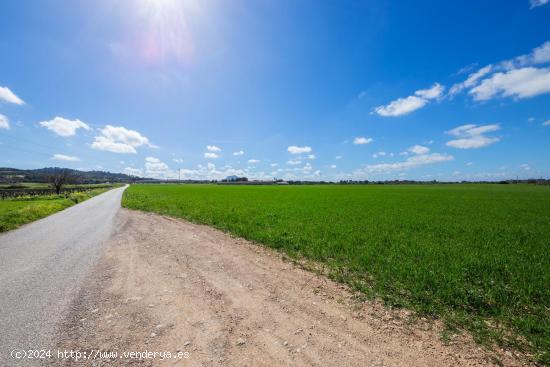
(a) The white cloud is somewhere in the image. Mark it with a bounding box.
[449,65,493,95]
[372,151,386,159]
[499,41,550,70]
[335,155,342,160]
[0,114,10,130]
[446,135,500,149]
[447,123,500,137]
[543,120,550,126]
[286,159,302,165]
[520,163,532,171]
[248,159,260,164]
[361,153,453,173]
[446,123,501,149]
[470,67,550,101]
[497,41,550,70]
[123,167,143,177]
[204,152,219,159]
[145,156,163,164]
[206,145,221,152]
[306,154,316,160]
[353,136,373,145]
[144,157,176,179]
[40,117,91,137]
[530,0,549,8]
[465,65,494,85]
[172,158,184,163]
[92,137,136,153]
[270,163,278,167]
[414,83,444,99]
[52,154,80,162]
[374,83,443,117]
[0,86,24,105]
[288,145,312,154]
[408,145,430,155]
[233,150,244,156]
[451,41,550,101]
[172,163,256,181]
[466,162,473,166]
[279,161,323,180]
[374,95,427,117]
[330,164,337,169]
[529,41,550,64]
[91,125,154,154]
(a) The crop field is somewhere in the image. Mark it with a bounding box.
[123,183,550,362]
[0,187,114,232]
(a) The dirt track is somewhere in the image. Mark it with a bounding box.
[54,209,528,366]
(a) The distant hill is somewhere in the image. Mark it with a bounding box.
[0,167,150,184]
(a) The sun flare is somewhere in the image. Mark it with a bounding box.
[131,0,203,65]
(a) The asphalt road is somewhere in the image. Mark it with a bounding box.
[0,185,127,366]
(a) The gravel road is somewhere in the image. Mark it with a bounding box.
[0,186,127,366]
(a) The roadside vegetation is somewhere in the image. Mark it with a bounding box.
[0,186,117,232]
[123,183,550,364]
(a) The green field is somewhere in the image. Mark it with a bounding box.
[123,183,550,363]
[0,187,114,232]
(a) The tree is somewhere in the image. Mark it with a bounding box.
[48,168,74,194]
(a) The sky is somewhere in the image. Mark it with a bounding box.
[1,0,549,181]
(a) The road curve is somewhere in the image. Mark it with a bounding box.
[0,185,127,365]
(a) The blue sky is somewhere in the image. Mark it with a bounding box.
[1,0,549,181]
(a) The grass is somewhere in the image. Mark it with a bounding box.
[0,182,115,189]
[0,187,114,232]
[0,182,46,188]
[123,183,550,364]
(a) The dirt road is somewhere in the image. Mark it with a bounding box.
[54,209,527,366]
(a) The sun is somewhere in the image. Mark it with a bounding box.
[132,0,202,65]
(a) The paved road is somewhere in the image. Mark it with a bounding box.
[0,186,127,365]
